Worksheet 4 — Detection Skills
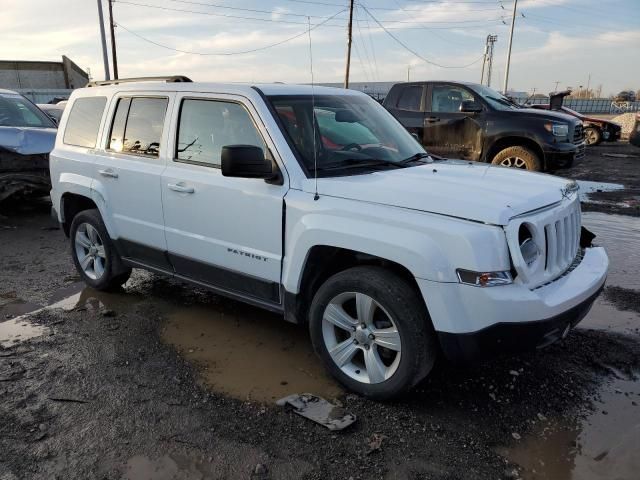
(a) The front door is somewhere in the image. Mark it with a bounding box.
[423,83,484,160]
[91,94,173,269]
[161,94,287,307]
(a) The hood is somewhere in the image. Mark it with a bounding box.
[511,107,579,124]
[0,126,57,155]
[312,161,574,225]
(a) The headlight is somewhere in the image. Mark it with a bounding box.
[457,269,513,287]
[544,122,569,137]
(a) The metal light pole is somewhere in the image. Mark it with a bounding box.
[344,0,354,88]
[96,0,110,80]
[502,0,517,94]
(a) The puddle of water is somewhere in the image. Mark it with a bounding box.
[498,375,640,480]
[576,180,625,203]
[0,317,47,347]
[123,454,211,480]
[580,298,640,335]
[0,299,43,319]
[162,303,342,403]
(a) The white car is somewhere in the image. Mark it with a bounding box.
[49,77,608,399]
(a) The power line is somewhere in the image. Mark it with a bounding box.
[165,0,337,19]
[115,8,346,55]
[114,0,346,26]
[359,5,485,68]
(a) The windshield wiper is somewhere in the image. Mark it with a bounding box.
[398,152,432,165]
[314,157,406,172]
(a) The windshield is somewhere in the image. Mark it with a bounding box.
[0,93,55,128]
[469,84,522,111]
[267,94,426,176]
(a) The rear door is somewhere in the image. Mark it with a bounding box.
[90,93,173,269]
[423,83,484,160]
[385,84,426,141]
[161,93,287,308]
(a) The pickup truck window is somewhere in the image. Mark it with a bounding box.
[108,97,168,157]
[176,99,266,168]
[63,97,107,148]
[396,86,423,111]
[268,94,425,176]
[431,86,475,113]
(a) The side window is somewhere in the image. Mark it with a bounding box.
[431,85,475,113]
[108,97,168,157]
[176,99,266,167]
[63,97,107,148]
[396,86,423,111]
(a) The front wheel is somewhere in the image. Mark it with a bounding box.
[308,266,437,400]
[70,209,131,291]
[491,146,542,171]
[584,127,602,146]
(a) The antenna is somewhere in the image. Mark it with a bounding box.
[308,16,319,201]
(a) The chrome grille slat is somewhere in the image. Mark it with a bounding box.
[543,203,581,278]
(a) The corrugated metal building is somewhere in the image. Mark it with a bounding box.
[0,56,89,103]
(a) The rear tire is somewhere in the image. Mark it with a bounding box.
[308,266,437,400]
[584,127,601,146]
[69,209,131,291]
[491,146,542,171]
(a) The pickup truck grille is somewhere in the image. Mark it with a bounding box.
[573,124,584,144]
[543,207,581,276]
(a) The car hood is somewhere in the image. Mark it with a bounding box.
[312,161,574,225]
[0,126,57,155]
[510,107,579,124]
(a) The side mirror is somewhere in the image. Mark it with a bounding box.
[460,100,482,113]
[221,145,281,183]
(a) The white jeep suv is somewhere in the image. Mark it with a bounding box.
[50,77,608,399]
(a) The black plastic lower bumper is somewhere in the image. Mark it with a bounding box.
[437,286,604,364]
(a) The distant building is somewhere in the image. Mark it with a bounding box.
[0,56,89,103]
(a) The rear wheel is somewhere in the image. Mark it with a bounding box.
[70,209,131,291]
[584,127,601,146]
[308,266,437,400]
[491,146,542,171]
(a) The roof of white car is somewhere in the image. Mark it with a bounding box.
[75,82,363,98]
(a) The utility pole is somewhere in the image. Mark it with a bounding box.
[586,73,591,98]
[502,0,517,94]
[96,0,110,80]
[407,65,411,82]
[344,0,354,88]
[554,80,560,92]
[486,35,497,87]
[108,0,119,79]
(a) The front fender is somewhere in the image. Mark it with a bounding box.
[282,190,510,294]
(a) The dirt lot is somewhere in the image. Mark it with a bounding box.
[1,142,639,480]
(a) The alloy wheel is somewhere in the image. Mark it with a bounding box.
[500,156,527,169]
[74,222,107,280]
[585,129,598,145]
[321,292,401,384]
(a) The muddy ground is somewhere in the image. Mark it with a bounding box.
[1,142,639,480]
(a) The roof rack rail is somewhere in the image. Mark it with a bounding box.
[86,76,193,87]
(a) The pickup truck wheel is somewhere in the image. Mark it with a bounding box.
[491,146,542,171]
[309,266,436,400]
[70,209,131,291]
[584,127,601,146]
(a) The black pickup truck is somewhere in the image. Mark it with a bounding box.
[383,81,585,171]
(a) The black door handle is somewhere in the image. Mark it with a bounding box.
[426,116,440,123]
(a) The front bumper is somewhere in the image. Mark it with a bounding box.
[543,141,584,169]
[417,246,608,363]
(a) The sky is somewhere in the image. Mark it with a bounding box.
[1,0,639,96]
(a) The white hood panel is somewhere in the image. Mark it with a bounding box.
[309,162,573,225]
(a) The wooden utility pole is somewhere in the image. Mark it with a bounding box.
[96,0,110,80]
[344,0,354,88]
[108,0,119,79]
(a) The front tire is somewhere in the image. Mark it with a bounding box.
[308,266,437,400]
[70,209,131,291]
[491,146,542,171]
[584,127,601,146]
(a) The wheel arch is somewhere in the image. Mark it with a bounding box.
[60,192,98,237]
[284,245,429,326]
[486,136,545,169]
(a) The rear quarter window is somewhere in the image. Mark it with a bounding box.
[396,86,423,111]
[63,97,107,148]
